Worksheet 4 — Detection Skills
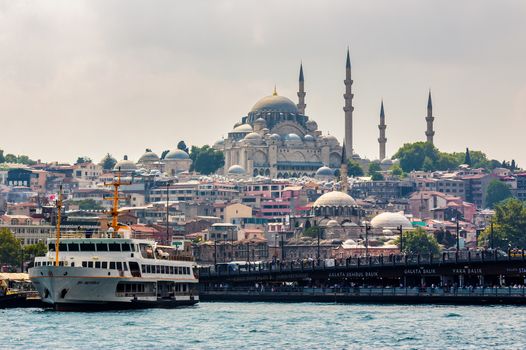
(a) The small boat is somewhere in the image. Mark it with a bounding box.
[0,273,45,309]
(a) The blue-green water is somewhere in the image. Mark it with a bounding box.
[2,303,526,349]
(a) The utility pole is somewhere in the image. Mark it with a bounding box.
[365,223,371,257]
[456,212,460,253]
[165,180,172,245]
[398,225,403,253]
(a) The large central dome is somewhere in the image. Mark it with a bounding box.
[250,93,299,114]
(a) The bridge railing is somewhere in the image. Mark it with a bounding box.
[200,285,526,298]
[199,249,526,277]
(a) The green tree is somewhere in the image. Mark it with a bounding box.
[23,241,47,260]
[0,149,5,163]
[304,226,322,238]
[189,145,224,175]
[100,153,117,171]
[422,156,435,171]
[371,172,384,181]
[4,154,17,163]
[390,164,403,176]
[395,227,440,255]
[435,229,456,248]
[75,156,92,164]
[70,199,104,210]
[464,148,472,166]
[485,180,513,208]
[368,161,382,176]
[177,141,189,154]
[0,228,22,266]
[392,142,439,172]
[478,198,526,249]
[16,155,36,165]
[348,160,364,177]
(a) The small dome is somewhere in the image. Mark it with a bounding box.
[284,133,302,144]
[165,149,190,160]
[381,158,393,165]
[254,118,266,125]
[306,120,318,131]
[233,122,242,129]
[250,94,299,114]
[213,139,225,149]
[316,166,334,177]
[269,133,281,140]
[313,191,356,207]
[304,134,315,142]
[233,124,253,133]
[114,155,137,171]
[244,132,263,143]
[326,219,339,227]
[138,149,159,163]
[325,135,339,146]
[371,212,412,229]
[227,165,246,175]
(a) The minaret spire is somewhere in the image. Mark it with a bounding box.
[378,100,387,160]
[297,62,306,115]
[343,48,354,161]
[425,90,435,144]
[340,141,349,193]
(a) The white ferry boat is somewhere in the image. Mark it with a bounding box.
[29,238,199,311]
[28,176,199,311]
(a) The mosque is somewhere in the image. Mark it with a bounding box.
[214,49,436,179]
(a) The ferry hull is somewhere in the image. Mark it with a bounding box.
[53,298,199,311]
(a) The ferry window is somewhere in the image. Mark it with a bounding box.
[156,265,160,274]
[169,266,174,274]
[161,266,165,274]
[148,265,152,273]
[141,265,146,273]
[88,261,93,268]
[71,262,75,267]
[108,243,121,252]
[102,262,108,269]
[82,261,87,267]
[68,243,79,251]
[58,243,68,252]
[117,284,124,293]
[110,262,116,269]
[121,243,131,252]
[80,243,95,252]
[48,243,55,251]
[116,262,123,270]
[95,262,101,268]
[123,263,128,271]
[96,243,108,252]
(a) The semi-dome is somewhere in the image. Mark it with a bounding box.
[114,155,137,171]
[165,149,190,160]
[269,133,281,141]
[227,165,246,175]
[213,139,225,149]
[304,134,315,142]
[233,124,253,133]
[326,219,340,227]
[313,191,356,207]
[244,132,263,144]
[250,94,299,114]
[316,166,334,177]
[371,212,412,229]
[306,120,318,131]
[381,158,393,165]
[138,149,159,163]
[284,133,302,144]
[254,117,266,125]
[325,134,339,146]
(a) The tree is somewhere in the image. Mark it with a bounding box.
[304,226,322,238]
[70,199,104,210]
[392,142,439,172]
[394,227,440,255]
[0,149,5,163]
[390,164,403,176]
[511,160,517,171]
[4,154,17,163]
[75,156,92,164]
[100,153,117,171]
[189,145,224,175]
[478,198,526,249]
[0,228,22,266]
[464,147,471,166]
[371,172,384,181]
[23,242,47,260]
[16,155,36,165]
[177,141,189,154]
[347,160,364,177]
[485,180,512,208]
[435,229,456,248]
[368,161,381,176]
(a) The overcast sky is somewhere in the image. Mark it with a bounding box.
[0,0,525,166]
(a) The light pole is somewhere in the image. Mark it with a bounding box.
[398,225,403,253]
[365,223,371,258]
[456,212,460,253]
[165,180,172,245]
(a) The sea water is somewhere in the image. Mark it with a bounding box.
[2,302,525,349]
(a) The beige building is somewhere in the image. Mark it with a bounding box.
[224,203,253,224]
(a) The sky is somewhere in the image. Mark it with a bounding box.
[0,0,525,166]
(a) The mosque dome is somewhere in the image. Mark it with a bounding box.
[370,212,412,229]
[325,135,339,146]
[254,117,267,125]
[227,165,246,175]
[250,93,299,114]
[233,124,253,133]
[244,132,263,144]
[304,134,315,142]
[269,133,281,141]
[326,219,340,228]
[138,149,160,163]
[313,191,356,207]
[213,139,225,149]
[381,158,393,165]
[284,133,302,145]
[114,155,137,171]
[233,121,242,129]
[165,149,190,160]
[316,166,334,177]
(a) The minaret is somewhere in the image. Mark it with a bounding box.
[425,90,435,144]
[297,63,306,115]
[340,142,349,193]
[343,49,354,160]
[378,100,387,160]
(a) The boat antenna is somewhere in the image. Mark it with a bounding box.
[55,185,63,267]
[104,169,131,238]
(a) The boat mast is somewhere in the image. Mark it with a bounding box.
[104,171,130,238]
[55,185,63,266]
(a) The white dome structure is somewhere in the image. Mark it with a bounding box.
[313,191,356,207]
[165,150,190,160]
[233,124,253,133]
[114,156,137,172]
[227,165,246,175]
[250,94,299,114]
[244,132,263,144]
[326,219,340,227]
[315,166,334,177]
[371,212,412,229]
[138,149,160,164]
